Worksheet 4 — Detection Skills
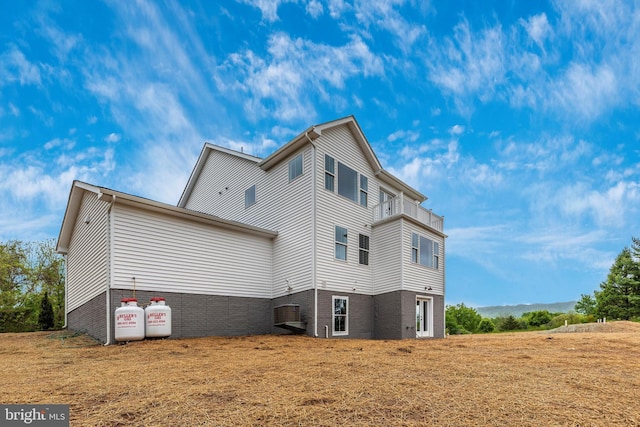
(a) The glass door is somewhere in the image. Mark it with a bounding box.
[379,189,395,219]
[416,298,433,338]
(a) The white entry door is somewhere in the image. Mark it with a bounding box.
[379,189,395,218]
[416,298,433,338]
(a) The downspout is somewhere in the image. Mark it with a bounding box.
[442,232,446,338]
[305,131,319,337]
[63,254,68,328]
[104,194,116,345]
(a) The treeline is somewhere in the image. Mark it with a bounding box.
[445,303,593,334]
[574,236,640,321]
[0,239,65,332]
[448,236,640,334]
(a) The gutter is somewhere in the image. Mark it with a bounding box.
[304,130,319,338]
[102,193,116,346]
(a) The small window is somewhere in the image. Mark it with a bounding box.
[332,296,348,336]
[359,234,370,265]
[360,175,368,207]
[433,242,440,269]
[411,233,419,264]
[335,226,348,261]
[245,185,256,208]
[325,154,335,191]
[337,162,358,202]
[289,154,303,181]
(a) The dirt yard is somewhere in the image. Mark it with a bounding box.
[1,322,639,426]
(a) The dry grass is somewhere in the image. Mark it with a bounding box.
[1,322,640,426]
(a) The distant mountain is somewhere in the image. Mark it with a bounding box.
[474,301,577,318]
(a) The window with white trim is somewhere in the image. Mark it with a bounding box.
[411,232,439,269]
[289,154,303,181]
[360,175,368,207]
[332,296,348,336]
[359,234,369,265]
[338,162,358,202]
[324,155,368,208]
[325,154,335,191]
[335,226,348,261]
[245,185,256,208]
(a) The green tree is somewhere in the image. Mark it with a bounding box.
[0,240,65,332]
[497,314,521,331]
[523,310,553,327]
[445,303,482,334]
[38,292,54,330]
[575,293,597,316]
[478,318,495,333]
[595,247,640,320]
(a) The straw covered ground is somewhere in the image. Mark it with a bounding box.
[1,322,640,426]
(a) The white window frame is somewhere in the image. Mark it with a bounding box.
[358,233,370,266]
[411,232,439,269]
[360,175,368,207]
[332,295,349,336]
[289,154,303,181]
[335,225,348,261]
[245,185,256,209]
[325,154,335,191]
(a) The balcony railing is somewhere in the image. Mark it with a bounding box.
[373,195,444,232]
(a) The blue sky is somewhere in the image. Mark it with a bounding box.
[2,0,639,307]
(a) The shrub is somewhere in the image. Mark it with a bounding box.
[478,318,495,333]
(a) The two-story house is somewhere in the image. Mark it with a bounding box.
[57,116,446,343]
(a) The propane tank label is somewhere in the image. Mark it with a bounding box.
[147,312,167,325]
[116,313,138,328]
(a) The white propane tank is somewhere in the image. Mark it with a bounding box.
[114,298,145,342]
[145,297,171,338]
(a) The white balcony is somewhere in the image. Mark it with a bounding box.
[372,195,444,232]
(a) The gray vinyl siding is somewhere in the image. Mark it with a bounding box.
[66,191,109,312]
[371,220,403,294]
[402,220,445,295]
[111,204,273,298]
[184,150,264,222]
[314,125,375,295]
[184,147,314,298]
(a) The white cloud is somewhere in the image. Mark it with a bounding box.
[104,133,121,143]
[521,13,552,51]
[426,18,505,114]
[218,32,384,122]
[44,138,75,150]
[306,0,323,18]
[387,129,419,143]
[0,47,42,86]
[449,124,465,136]
[238,0,295,22]
[353,0,427,52]
[548,62,618,122]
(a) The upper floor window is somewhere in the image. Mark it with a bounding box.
[324,154,368,208]
[359,234,370,265]
[360,175,368,207]
[289,154,303,181]
[411,233,439,269]
[338,162,358,202]
[335,226,348,261]
[245,185,256,208]
[325,154,335,191]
